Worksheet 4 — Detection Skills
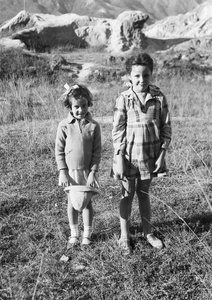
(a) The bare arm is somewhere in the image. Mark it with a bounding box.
[112,95,127,179]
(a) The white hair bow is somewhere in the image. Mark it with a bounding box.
[58,83,79,100]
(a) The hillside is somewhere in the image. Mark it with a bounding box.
[144,0,212,38]
[0,0,207,25]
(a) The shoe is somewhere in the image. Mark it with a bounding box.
[67,236,79,249]
[118,238,131,255]
[81,237,91,246]
[146,233,163,249]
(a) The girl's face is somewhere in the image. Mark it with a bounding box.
[130,65,152,93]
[71,97,89,120]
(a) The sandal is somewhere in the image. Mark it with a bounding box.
[146,233,163,249]
[81,237,91,246]
[118,238,131,255]
[67,236,79,249]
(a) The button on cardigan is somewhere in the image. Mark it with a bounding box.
[55,112,101,172]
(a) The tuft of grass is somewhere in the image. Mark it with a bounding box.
[0,47,53,81]
[155,75,212,119]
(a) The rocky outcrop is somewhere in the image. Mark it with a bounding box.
[110,11,148,52]
[170,37,212,52]
[0,10,31,32]
[144,1,212,38]
[0,37,26,49]
[1,2,212,54]
[0,10,148,53]
[11,15,94,51]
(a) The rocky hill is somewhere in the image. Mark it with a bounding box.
[0,0,212,79]
[1,0,212,54]
[0,10,149,53]
[144,0,212,38]
[0,0,207,25]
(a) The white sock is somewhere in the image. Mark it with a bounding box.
[70,224,79,237]
[120,235,129,241]
[83,226,92,239]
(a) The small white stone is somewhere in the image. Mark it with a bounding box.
[60,255,69,262]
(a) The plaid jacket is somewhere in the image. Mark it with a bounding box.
[112,85,172,179]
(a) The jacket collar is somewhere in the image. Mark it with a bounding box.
[67,112,93,124]
[124,83,161,104]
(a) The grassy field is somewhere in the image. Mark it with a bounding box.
[0,48,212,299]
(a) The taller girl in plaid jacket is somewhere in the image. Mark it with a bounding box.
[112,53,172,254]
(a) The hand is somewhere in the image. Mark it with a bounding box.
[114,155,125,180]
[153,149,166,174]
[86,170,96,187]
[59,169,71,187]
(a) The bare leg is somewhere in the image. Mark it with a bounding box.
[82,200,93,245]
[82,200,93,227]
[136,178,152,236]
[67,195,79,247]
[136,178,163,249]
[119,179,135,240]
[67,194,78,228]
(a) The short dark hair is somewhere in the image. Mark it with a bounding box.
[125,53,154,74]
[63,84,93,109]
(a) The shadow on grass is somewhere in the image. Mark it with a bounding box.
[128,213,212,237]
[82,213,212,247]
[128,213,212,248]
[153,212,212,235]
[92,226,120,242]
[183,213,212,234]
[0,196,29,216]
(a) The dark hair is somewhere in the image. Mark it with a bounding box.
[63,84,93,109]
[125,53,154,74]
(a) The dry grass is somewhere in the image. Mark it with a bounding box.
[0,115,212,299]
[0,48,212,299]
[0,47,212,125]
